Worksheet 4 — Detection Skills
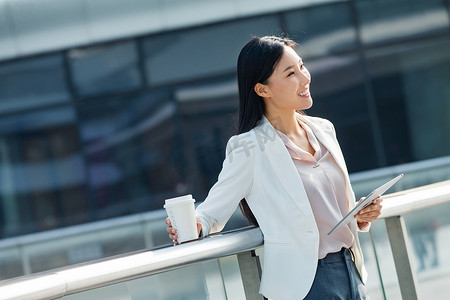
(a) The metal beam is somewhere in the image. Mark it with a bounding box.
[237,250,265,300]
[385,216,420,300]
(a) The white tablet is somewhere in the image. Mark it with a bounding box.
[328,174,404,235]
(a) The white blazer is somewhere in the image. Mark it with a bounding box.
[196,113,368,300]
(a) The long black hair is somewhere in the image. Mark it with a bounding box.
[236,36,299,226]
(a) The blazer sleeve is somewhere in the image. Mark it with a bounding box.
[195,132,255,237]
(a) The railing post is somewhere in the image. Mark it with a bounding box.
[237,250,265,300]
[385,215,420,300]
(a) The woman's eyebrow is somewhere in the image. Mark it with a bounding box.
[282,58,303,73]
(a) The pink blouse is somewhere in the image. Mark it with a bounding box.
[275,119,357,259]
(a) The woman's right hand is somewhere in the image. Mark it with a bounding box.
[165,217,202,245]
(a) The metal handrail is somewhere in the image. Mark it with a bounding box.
[380,180,450,218]
[350,155,450,183]
[0,227,263,300]
[0,181,449,300]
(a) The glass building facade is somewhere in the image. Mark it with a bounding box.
[0,0,449,238]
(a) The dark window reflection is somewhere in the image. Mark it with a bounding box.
[0,54,70,115]
[142,16,281,85]
[371,75,412,165]
[0,0,449,244]
[175,78,238,199]
[68,41,141,97]
[355,0,449,46]
[78,90,185,217]
[0,107,88,236]
[366,38,450,162]
[284,3,357,57]
[307,55,379,172]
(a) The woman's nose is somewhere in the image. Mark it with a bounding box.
[297,70,310,84]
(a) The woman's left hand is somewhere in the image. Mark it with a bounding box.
[355,197,383,230]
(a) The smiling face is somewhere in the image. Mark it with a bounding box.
[254,46,312,113]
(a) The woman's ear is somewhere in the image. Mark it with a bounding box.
[254,82,271,98]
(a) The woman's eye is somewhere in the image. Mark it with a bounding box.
[300,64,305,70]
[288,71,294,76]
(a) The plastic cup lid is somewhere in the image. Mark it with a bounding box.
[163,194,195,208]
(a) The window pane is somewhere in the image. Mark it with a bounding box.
[27,223,145,273]
[356,0,449,45]
[68,41,141,97]
[77,90,184,217]
[0,54,70,114]
[142,16,281,85]
[175,78,238,199]
[404,201,450,298]
[0,106,89,236]
[306,55,379,172]
[284,3,358,57]
[366,38,450,162]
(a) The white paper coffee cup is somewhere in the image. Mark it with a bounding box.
[164,194,198,244]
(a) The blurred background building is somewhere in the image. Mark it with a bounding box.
[0,0,449,296]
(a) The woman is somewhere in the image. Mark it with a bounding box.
[166,36,382,300]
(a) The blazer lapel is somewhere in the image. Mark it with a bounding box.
[298,114,354,207]
[254,115,311,216]
[297,114,348,176]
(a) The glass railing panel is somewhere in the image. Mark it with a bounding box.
[351,156,450,197]
[361,200,450,300]
[403,201,450,299]
[359,220,402,300]
[0,247,24,280]
[26,223,146,273]
[56,256,247,300]
[218,255,246,299]
[144,216,173,248]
